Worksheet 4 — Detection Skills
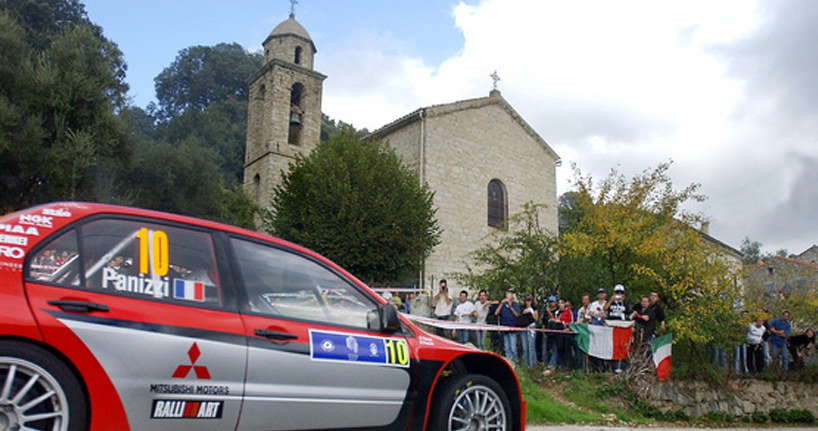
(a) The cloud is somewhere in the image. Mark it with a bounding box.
[318,0,818,253]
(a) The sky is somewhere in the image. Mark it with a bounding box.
[82,0,818,256]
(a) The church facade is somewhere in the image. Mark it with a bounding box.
[368,93,560,291]
[244,14,560,291]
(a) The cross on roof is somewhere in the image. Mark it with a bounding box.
[290,0,298,17]
[490,70,501,90]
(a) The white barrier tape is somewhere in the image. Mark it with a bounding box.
[372,287,428,293]
[404,314,578,334]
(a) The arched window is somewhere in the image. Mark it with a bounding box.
[288,83,305,145]
[294,46,302,65]
[253,173,261,201]
[487,179,507,228]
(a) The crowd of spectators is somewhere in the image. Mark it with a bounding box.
[423,281,668,371]
[717,310,815,374]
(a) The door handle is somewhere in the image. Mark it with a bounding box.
[47,300,109,313]
[254,329,298,341]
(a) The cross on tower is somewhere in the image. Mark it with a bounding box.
[490,70,501,90]
[289,0,298,17]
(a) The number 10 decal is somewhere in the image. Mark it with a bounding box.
[384,339,409,366]
[137,227,169,276]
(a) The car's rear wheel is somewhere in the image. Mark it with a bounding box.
[429,373,510,431]
[0,342,87,431]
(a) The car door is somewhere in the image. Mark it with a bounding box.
[23,217,246,431]
[228,236,413,431]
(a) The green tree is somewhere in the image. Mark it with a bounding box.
[456,203,559,302]
[154,43,261,118]
[0,3,129,212]
[560,162,742,348]
[264,128,441,283]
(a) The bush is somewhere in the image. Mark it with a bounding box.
[751,410,768,423]
[769,408,816,423]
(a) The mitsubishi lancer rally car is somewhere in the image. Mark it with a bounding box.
[0,202,524,431]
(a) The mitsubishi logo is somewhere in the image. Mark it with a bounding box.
[172,343,211,379]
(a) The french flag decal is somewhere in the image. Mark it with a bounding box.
[174,279,204,302]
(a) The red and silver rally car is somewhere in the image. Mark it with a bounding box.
[0,202,524,431]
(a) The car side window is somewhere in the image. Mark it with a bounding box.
[231,238,377,329]
[78,219,222,307]
[27,229,80,285]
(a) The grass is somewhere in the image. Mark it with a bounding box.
[517,367,605,424]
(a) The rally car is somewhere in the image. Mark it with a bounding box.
[0,202,523,431]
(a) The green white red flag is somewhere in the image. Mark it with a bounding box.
[569,323,632,360]
[650,333,672,381]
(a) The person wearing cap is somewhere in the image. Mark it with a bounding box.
[605,284,630,321]
[588,288,607,325]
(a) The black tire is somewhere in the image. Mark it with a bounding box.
[428,373,511,431]
[0,341,88,431]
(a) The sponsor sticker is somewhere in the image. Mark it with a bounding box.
[418,336,435,346]
[151,400,223,419]
[0,224,39,236]
[149,384,229,395]
[309,330,409,368]
[101,267,170,299]
[0,261,23,272]
[19,214,53,228]
[172,343,211,379]
[0,246,24,259]
[42,208,71,218]
[0,234,27,246]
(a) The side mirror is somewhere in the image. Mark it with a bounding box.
[367,303,402,333]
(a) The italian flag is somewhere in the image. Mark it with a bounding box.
[569,323,632,360]
[650,333,672,381]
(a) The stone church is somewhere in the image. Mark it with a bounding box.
[244,14,560,292]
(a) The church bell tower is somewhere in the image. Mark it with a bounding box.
[244,12,326,209]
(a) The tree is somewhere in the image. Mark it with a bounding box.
[264,128,441,283]
[0,3,129,212]
[154,43,261,119]
[456,203,559,302]
[559,162,742,349]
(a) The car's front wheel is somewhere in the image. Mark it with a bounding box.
[430,373,511,431]
[0,342,87,431]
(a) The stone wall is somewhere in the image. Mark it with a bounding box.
[642,378,818,417]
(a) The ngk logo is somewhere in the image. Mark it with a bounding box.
[0,246,24,259]
[19,214,53,228]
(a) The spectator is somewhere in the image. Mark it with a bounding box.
[519,296,539,367]
[649,291,666,332]
[453,290,477,344]
[768,311,792,371]
[403,292,414,314]
[576,293,592,324]
[630,296,657,343]
[787,329,815,371]
[474,290,493,350]
[432,280,453,337]
[733,310,749,375]
[746,318,766,373]
[605,284,630,321]
[559,300,577,368]
[494,291,520,361]
[588,288,607,325]
[542,296,561,367]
